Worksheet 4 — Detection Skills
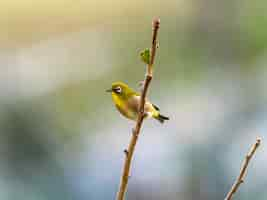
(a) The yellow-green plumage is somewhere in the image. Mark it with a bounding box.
[106,82,169,123]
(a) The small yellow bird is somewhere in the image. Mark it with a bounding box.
[106,81,169,123]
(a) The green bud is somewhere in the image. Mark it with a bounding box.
[140,48,150,64]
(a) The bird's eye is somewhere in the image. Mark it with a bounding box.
[114,86,122,94]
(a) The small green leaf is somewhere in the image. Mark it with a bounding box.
[140,48,150,64]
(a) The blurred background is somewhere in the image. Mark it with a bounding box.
[1,0,267,199]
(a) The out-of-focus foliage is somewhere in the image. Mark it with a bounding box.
[1,0,267,199]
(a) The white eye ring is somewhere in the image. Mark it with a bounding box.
[115,86,122,94]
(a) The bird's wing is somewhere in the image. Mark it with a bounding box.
[127,95,140,113]
[127,95,157,118]
[152,104,160,111]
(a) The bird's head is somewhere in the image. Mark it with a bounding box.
[106,82,136,99]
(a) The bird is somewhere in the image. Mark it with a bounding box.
[106,81,169,123]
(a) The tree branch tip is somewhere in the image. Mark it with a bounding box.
[153,18,160,29]
[224,136,261,200]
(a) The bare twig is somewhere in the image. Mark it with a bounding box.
[224,138,261,200]
[116,18,160,200]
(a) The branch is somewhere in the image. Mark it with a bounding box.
[224,137,261,200]
[116,18,160,200]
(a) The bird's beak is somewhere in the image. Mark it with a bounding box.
[106,88,112,92]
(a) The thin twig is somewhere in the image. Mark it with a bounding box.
[116,18,160,200]
[224,137,261,200]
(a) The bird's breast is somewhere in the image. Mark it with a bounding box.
[112,94,137,120]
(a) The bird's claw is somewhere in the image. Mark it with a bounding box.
[142,112,148,118]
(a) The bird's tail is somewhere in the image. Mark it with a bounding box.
[154,114,169,124]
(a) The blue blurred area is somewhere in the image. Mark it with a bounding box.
[1,0,267,199]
